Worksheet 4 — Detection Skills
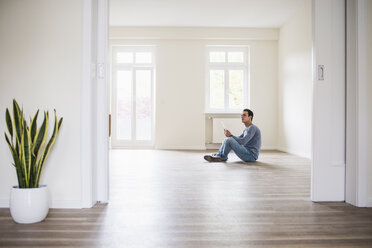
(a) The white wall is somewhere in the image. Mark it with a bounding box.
[278,0,312,158]
[367,0,372,206]
[0,0,82,208]
[155,40,206,149]
[110,28,278,150]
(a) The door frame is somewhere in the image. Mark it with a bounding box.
[345,0,368,207]
[81,0,370,208]
[311,0,368,206]
[81,0,109,208]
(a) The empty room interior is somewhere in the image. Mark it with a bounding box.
[0,0,372,247]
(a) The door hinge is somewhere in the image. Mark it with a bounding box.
[97,63,105,79]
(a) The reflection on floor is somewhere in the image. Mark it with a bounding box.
[1,150,372,248]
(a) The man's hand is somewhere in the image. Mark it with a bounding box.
[224,129,232,137]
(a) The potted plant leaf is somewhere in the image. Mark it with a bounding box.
[4,99,63,224]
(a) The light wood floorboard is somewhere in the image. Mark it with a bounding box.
[1,150,372,247]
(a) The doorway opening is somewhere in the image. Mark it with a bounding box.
[110,46,155,148]
[87,0,364,208]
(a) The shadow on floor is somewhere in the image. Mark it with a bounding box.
[225,160,279,170]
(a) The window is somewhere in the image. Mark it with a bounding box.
[111,46,155,147]
[205,47,249,113]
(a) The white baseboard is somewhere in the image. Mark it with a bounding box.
[50,200,83,209]
[205,143,220,149]
[276,146,310,159]
[261,146,278,150]
[0,199,9,208]
[206,143,280,151]
[367,197,372,207]
[0,198,83,209]
[156,146,206,150]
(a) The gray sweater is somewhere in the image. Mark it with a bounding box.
[232,124,261,160]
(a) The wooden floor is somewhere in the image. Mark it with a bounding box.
[1,150,372,248]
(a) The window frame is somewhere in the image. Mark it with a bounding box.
[205,46,250,113]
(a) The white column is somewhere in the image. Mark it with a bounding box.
[95,0,110,203]
[311,0,346,201]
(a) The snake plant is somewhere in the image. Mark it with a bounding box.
[4,100,63,188]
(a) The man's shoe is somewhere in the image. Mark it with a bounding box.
[204,154,227,162]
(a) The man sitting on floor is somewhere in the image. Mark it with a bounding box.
[204,109,261,163]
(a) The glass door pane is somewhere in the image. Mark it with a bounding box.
[209,70,225,109]
[229,70,244,109]
[116,70,132,140]
[136,70,152,140]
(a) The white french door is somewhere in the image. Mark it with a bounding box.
[111,46,155,148]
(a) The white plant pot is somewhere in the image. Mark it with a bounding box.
[10,185,49,224]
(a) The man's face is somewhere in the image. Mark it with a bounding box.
[241,111,251,123]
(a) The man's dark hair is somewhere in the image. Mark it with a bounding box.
[243,108,254,120]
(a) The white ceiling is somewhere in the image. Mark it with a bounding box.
[109,0,308,28]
